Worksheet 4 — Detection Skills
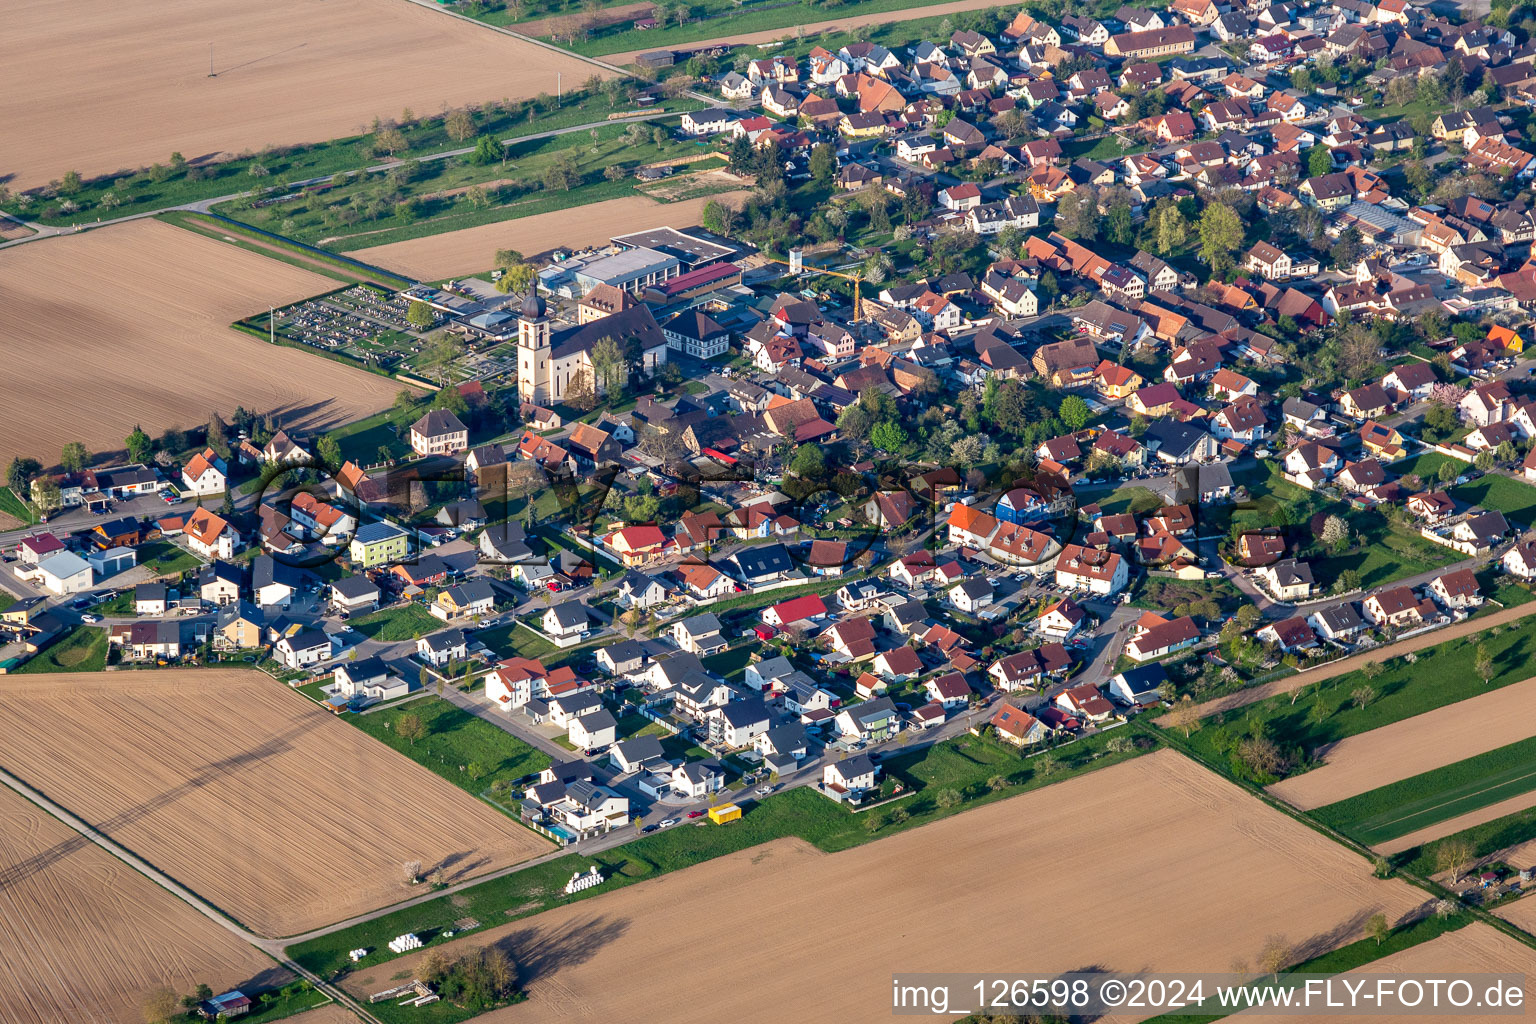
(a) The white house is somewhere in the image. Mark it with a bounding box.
[181,448,227,496]
[417,628,468,667]
[823,754,880,799]
[275,629,331,670]
[568,708,618,751]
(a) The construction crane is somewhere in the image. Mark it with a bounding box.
[766,256,866,322]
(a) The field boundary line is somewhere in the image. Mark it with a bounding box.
[0,763,385,1024]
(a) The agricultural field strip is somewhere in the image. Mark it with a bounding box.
[1,0,605,190]
[1269,674,1536,811]
[1313,735,1536,845]
[0,671,551,936]
[0,783,276,1024]
[336,750,1424,1024]
[0,218,408,468]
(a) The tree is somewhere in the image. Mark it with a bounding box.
[1198,203,1245,265]
[1475,449,1495,472]
[987,774,1010,792]
[543,153,581,191]
[445,108,477,143]
[1366,912,1390,946]
[1168,696,1200,737]
[1257,934,1292,981]
[316,434,342,470]
[374,127,408,157]
[1361,660,1384,679]
[59,441,89,473]
[1329,226,1363,271]
[396,712,426,747]
[1054,188,1100,240]
[470,134,502,166]
[125,425,153,464]
[1438,460,1460,484]
[1237,735,1287,778]
[407,299,436,331]
[566,367,596,412]
[870,421,908,453]
[30,477,61,517]
[1436,837,1475,883]
[1340,323,1382,381]
[1059,394,1090,431]
[402,859,423,885]
[591,336,627,397]
[810,142,836,183]
[142,987,182,1024]
[934,788,961,809]
[1350,684,1376,710]
[1476,642,1495,684]
[1155,201,1189,255]
[206,411,229,457]
[1321,514,1348,549]
[790,443,826,480]
[1307,143,1334,178]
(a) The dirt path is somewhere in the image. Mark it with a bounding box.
[1156,600,1536,727]
[520,1,654,38]
[603,0,1012,63]
[166,214,409,287]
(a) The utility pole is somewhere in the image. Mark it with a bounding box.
[209,42,215,77]
[270,305,275,345]
[557,72,562,104]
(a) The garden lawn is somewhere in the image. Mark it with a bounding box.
[475,620,558,662]
[1313,735,1536,845]
[134,539,202,575]
[15,626,108,673]
[1305,512,1458,589]
[286,730,1148,977]
[1449,473,1536,528]
[1184,615,1536,783]
[350,696,550,796]
[350,603,442,642]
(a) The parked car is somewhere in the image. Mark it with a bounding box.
[641,824,658,833]
[687,810,705,819]
[659,817,680,828]
[81,613,102,623]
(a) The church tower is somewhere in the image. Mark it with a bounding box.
[516,291,551,404]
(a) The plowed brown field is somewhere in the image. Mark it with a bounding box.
[2,0,605,190]
[0,671,551,937]
[346,191,747,281]
[1268,675,1536,811]
[0,785,279,1024]
[0,219,408,468]
[342,750,1424,1024]
[1237,923,1536,1022]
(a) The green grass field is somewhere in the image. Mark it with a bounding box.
[350,603,442,642]
[136,539,203,575]
[0,486,36,524]
[1449,473,1536,527]
[350,697,551,796]
[474,619,558,662]
[1313,735,1536,844]
[1394,803,1536,876]
[16,626,108,674]
[1185,615,1536,783]
[287,730,1149,978]
[1306,521,1458,589]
